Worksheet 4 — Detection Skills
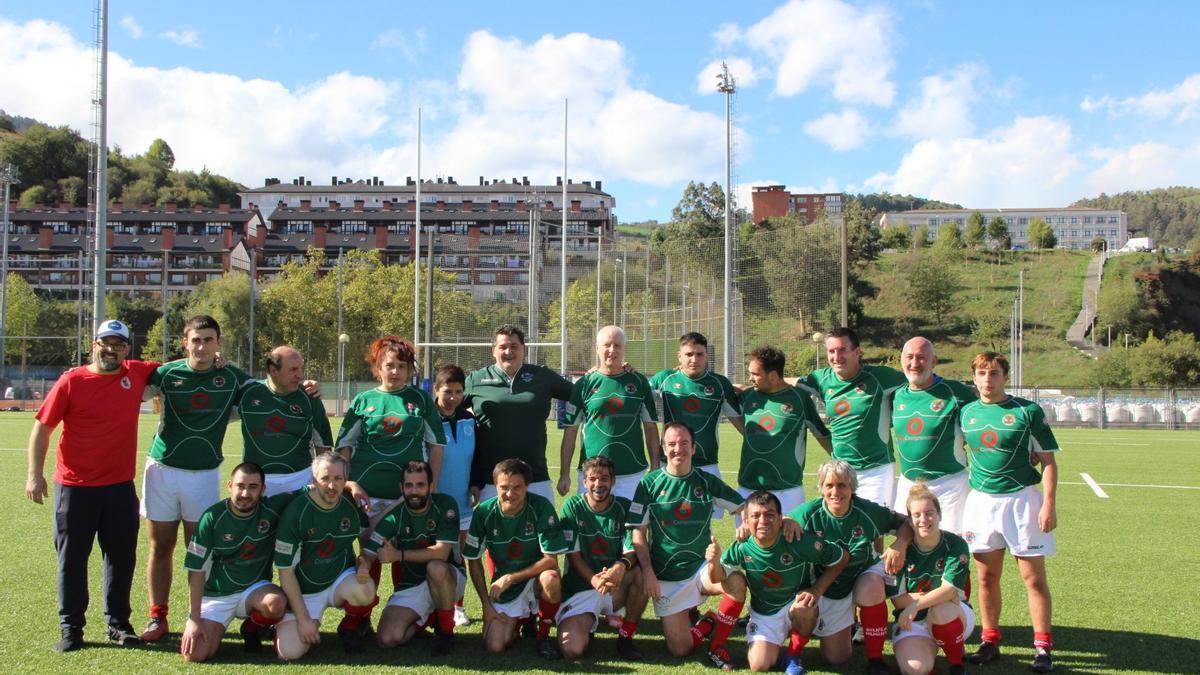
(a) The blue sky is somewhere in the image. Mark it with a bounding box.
[3,1,1198,221]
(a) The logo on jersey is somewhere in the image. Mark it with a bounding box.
[906,417,924,435]
[290,404,302,414]
[249,399,261,407]
[897,403,906,411]
[762,571,782,588]
[507,542,524,559]
[780,553,794,565]
[258,519,270,533]
[780,403,793,413]
[382,416,403,433]
[834,400,851,416]
[930,399,946,412]
[213,375,226,387]
[624,383,638,395]
[366,406,376,413]
[222,533,233,542]
[959,554,969,565]
[703,385,715,396]
[266,415,286,432]
[521,372,535,383]
[191,392,210,409]
[813,540,823,551]
[316,538,336,558]
[172,379,184,387]
[693,487,705,499]
[980,430,999,448]
[907,564,916,572]
[760,414,776,431]
[548,515,557,526]
[1002,414,1016,426]
[747,621,758,635]
[852,526,864,538]
[239,542,257,560]
[672,382,682,390]
[406,402,416,413]
[120,376,131,389]
[683,396,701,413]
[339,517,351,532]
[936,558,945,571]
[524,523,535,536]
[187,541,207,557]
[591,538,610,556]
[674,502,693,520]
[605,396,624,413]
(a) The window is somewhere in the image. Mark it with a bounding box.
[1018,217,1029,225]
[388,223,410,234]
[478,272,496,283]
[455,272,469,283]
[148,221,172,233]
[1109,215,1119,224]
[514,272,529,283]
[205,222,225,234]
[1084,229,1092,237]
[1070,216,1079,224]
[928,218,938,227]
[1110,229,1118,237]
[338,220,369,234]
[284,220,313,234]
[1083,216,1093,224]
[112,221,133,234]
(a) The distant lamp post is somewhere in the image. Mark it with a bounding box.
[811,331,825,371]
[337,332,350,416]
[0,163,21,382]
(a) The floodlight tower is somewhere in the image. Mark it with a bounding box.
[717,62,736,377]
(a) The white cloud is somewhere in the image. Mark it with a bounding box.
[1082,74,1200,122]
[1086,142,1200,195]
[738,0,895,106]
[119,16,142,39]
[163,28,201,48]
[865,116,1081,207]
[371,27,427,60]
[712,22,742,48]
[803,108,870,150]
[695,58,759,95]
[892,64,981,139]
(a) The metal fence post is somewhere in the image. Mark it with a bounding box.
[1098,386,1106,430]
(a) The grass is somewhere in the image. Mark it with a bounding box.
[3,412,1199,673]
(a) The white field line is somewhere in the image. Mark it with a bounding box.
[1060,480,1199,491]
[1066,442,1151,446]
[1080,472,1109,498]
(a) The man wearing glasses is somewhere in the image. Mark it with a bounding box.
[24,319,160,652]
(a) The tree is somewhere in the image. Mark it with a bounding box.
[147,138,175,168]
[670,181,725,239]
[1129,331,1200,386]
[970,311,1009,351]
[843,198,882,263]
[749,222,840,331]
[912,224,930,249]
[905,252,961,325]
[880,226,911,250]
[964,212,986,250]
[1028,218,1056,249]
[988,217,1011,251]
[2,273,41,366]
[0,123,90,190]
[934,221,965,252]
[1091,236,1107,254]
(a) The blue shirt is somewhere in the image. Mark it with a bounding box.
[439,408,476,524]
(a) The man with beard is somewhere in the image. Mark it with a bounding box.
[25,319,157,652]
[273,452,377,660]
[465,325,572,504]
[359,460,464,656]
[180,462,296,661]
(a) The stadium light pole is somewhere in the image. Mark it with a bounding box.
[0,163,21,381]
[92,0,109,328]
[717,62,735,376]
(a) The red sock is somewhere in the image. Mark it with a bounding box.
[390,561,404,588]
[931,618,965,665]
[619,618,639,640]
[339,596,379,631]
[981,627,1002,645]
[248,609,281,630]
[788,629,809,657]
[708,595,744,652]
[455,596,464,608]
[859,602,888,659]
[1033,631,1053,651]
[368,559,382,587]
[537,600,559,640]
[690,611,716,650]
[435,608,455,635]
[150,603,168,620]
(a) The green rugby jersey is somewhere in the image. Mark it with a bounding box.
[787,496,905,599]
[721,533,844,615]
[564,371,658,476]
[626,468,744,582]
[462,493,568,603]
[273,491,367,595]
[184,489,304,597]
[465,363,573,486]
[363,493,462,590]
[649,369,741,467]
[960,396,1060,494]
[801,365,906,471]
[738,386,830,491]
[238,379,333,475]
[149,361,251,470]
[559,494,634,597]
[886,531,970,622]
[892,377,977,481]
[336,386,446,500]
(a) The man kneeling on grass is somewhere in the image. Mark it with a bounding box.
[180,462,295,661]
[273,452,378,660]
[705,490,849,674]
[358,460,464,656]
[464,458,568,658]
[557,456,648,660]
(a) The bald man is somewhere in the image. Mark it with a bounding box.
[889,337,976,534]
[559,326,660,501]
[238,347,334,496]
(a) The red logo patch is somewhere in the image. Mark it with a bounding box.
[506,542,524,559]
[763,571,782,588]
[191,392,209,408]
[605,396,624,413]
[683,396,701,413]
[239,542,257,560]
[834,400,851,416]
[591,538,610,556]
[981,430,999,448]
[674,502,692,520]
[382,416,403,433]
[906,417,924,435]
[266,415,286,432]
[316,538,335,558]
[760,415,776,432]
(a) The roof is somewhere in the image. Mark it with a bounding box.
[894,207,1120,214]
[242,182,611,197]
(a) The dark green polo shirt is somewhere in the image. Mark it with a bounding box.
[465,363,572,486]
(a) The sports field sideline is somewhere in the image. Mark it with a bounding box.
[3,413,1198,674]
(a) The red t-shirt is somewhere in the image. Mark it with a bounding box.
[36,359,160,487]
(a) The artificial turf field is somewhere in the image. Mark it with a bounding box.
[3,413,1198,674]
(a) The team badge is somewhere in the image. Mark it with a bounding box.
[673,382,682,390]
[624,383,638,394]
[907,564,916,572]
[258,519,270,533]
[834,400,851,416]
[898,403,906,411]
[852,526,864,537]
[250,399,261,407]
[222,533,234,542]
[815,530,824,537]
[213,376,226,387]
[1003,414,1016,426]
[930,399,946,412]
[826,388,834,396]
[172,379,184,387]
[427,518,437,530]
[404,526,411,535]
[856,384,866,393]
[693,487,705,498]
[120,376,131,389]
[406,402,416,413]
[266,415,286,432]
[703,385,715,396]
[968,418,977,424]
[521,372,534,383]
[306,527,316,536]
[780,553,794,565]
[339,517,351,531]
[524,523,535,535]
[763,571,782,587]
[936,559,945,571]
[366,406,376,412]
[743,555,753,562]
[290,404,302,413]
[605,396,624,413]
[780,403,792,413]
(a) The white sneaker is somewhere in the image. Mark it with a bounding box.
[453,606,472,627]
